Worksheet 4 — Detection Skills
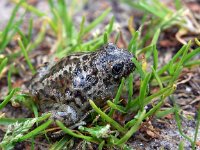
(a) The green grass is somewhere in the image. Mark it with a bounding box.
[0,0,200,149]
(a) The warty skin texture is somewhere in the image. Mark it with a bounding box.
[29,43,135,126]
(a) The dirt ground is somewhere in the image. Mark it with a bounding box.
[0,0,200,149]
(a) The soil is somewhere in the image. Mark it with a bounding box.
[0,0,199,149]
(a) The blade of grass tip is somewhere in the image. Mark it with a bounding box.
[103,32,108,44]
[28,18,33,43]
[139,1,165,18]
[90,41,104,51]
[146,28,160,58]
[183,47,200,65]
[143,86,172,106]
[98,140,105,150]
[128,31,139,55]
[83,8,111,34]
[178,141,184,150]
[169,42,190,84]
[169,66,183,85]
[1,14,25,51]
[132,57,145,80]
[27,21,47,52]
[114,32,120,44]
[0,118,28,125]
[0,57,8,74]
[139,73,151,110]
[12,0,46,17]
[121,0,144,10]
[152,67,163,89]
[194,108,200,145]
[7,65,13,92]
[18,120,53,142]
[153,0,171,14]
[173,97,195,149]
[175,40,191,69]
[129,85,174,112]
[18,38,36,74]
[77,16,86,43]
[107,100,126,113]
[15,27,29,47]
[0,0,23,51]
[44,10,57,33]
[36,113,51,122]
[89,100,127,134]
[185,60,200,67]
[0,88,18,110]
[58,0,73,39]
[195,38,200,46]
[31,138,35,150]
[126,97,139,111]
[156,107,175,118]
[127,73,133,110]
[153,45,158,70]
[128,16,135,35]
[50,137,71,150]
[175,0,182,10]
[168,60,175,75]
[137,45,152,55]
[144,100,164,120]
[48,0,56,19]
[31,100,39,118]
[151,28,160,45]
[107,16,115,34]
[115,110,146,146]
[108,78,125,116]
[157,44,186,75]
[145,84,176,119]
[160,9,184,29]
[56,120,98,143]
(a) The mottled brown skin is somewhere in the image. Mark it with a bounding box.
[29,43,135,126]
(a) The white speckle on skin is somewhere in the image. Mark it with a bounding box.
[186,86,192,92]
[57,106,78,122]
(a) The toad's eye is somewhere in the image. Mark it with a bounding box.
[112,63,124,75]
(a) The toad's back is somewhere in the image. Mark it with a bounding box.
[29,43,135,126]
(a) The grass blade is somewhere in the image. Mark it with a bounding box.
[0,89,18,110]
[89,100,126,134]
[18,120,53,142]
[18,39,36,74]
[115,110,146,145]
[0,57,8,74]
[83,8,111,34]
[56,120,98,143]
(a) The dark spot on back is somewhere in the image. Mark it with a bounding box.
[69,67,72,72]
[82,55,89,60]
[63,70,68,75]
[83,66,88,72]
[103,78,110,87]
[59,74,63,80]
[92,68,98,75]
[73,67,82,76]
[50,95,56,101]
[86,75,98,86]
[97,90,103,95]
[39,89,45,95]
[89,61,94,67]
[83,86,91,92]
[74,90,86,102]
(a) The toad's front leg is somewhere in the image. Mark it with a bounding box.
[39,100,82,126]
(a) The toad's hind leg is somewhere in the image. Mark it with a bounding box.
[40,101,81,126]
